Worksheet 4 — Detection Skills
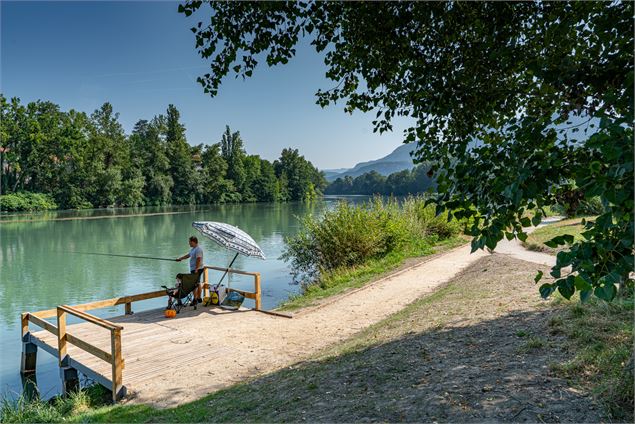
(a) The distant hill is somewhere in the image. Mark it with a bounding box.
[323,144,416,181]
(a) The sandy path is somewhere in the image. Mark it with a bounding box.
[493,217,563,267]
[124,244,488,407]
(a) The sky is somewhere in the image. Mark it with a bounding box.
[0,1,411,169]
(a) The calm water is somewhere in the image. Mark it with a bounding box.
[0,197,368,399]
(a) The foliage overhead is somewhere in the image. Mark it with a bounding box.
[0,96,326,209]
[180,1,634,301]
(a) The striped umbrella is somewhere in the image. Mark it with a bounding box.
[192,221,266,260]
[192,221,266,294]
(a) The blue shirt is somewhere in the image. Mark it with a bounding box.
[189,246,203,272]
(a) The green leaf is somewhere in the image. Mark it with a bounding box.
[580,289,593,303]
[485,235,497,250]
[544,239,559,248]
[517,231,528,242]
[556,251,572,267]
[539,283,556,299]
[574,275,592,291]
[534,270,543,284]
[558,284,574,300]
[594,284,616,301]
[520,217,531,227]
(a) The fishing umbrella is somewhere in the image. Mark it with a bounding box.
[192,221,266,287]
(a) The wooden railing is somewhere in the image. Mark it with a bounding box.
[202,265,261,310]
[57,305,124,401]
[21,290,166,402]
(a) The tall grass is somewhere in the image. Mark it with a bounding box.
[0,385,109,423]
[281,196,461,287]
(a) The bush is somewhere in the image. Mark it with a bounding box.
[281,196,461,285]
[404,198,462,239]
[0,192,58,212]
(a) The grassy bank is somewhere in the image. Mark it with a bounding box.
[279,196,465,310]
[2,255,631,422]
[523,217,591,253]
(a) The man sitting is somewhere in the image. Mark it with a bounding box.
[175,236,204,304]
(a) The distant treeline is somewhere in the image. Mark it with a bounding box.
[325,166,435,196]
[0,95,326,210]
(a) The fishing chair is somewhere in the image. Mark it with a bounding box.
[162,272,202,314]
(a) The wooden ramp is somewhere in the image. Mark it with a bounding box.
[20,265,265,402]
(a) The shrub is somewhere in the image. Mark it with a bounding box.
[404,198,462,239]
[281,196,461,285]
[0,192,58,212]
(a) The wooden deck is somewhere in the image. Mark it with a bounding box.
[29,305,250,398]
[20,265,274,402]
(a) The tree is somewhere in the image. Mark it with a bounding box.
[274,148,326,201]
[165,104,195,204]
[199,142,236,203]
[252,158,279,202]
[179,1,634,301]
[131,117,173,205]
[88,103,128,207]
[220,125,246,196]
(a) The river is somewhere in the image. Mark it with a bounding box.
[0,196,368,400]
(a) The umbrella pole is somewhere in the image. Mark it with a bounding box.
[216,252,240,288]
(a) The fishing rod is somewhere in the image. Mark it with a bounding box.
[67,251,176,262]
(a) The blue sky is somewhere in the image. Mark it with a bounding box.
[1,1,410,169]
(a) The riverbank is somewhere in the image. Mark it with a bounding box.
[3,252,631,422]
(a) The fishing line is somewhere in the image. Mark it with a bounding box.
[66,251,176,262]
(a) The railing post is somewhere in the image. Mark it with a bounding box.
[254,273,261,310]
[124,302,132,315]
[60,366,79,394]
[20,313,38,375]
[21,313,29,339]
[110,328,124,402]
[204,268,210,298]
[56,307,67,366]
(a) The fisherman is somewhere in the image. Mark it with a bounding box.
[176,236,204,304]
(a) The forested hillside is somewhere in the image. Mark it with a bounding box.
[325,165,435,196]
[0,95,326,210]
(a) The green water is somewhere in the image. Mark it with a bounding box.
[0,197,367,399]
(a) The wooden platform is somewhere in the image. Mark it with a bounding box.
[20,265,266,402]
[29,305,247,398]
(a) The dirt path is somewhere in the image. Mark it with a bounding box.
[247,255,603,423]
[494,217,564,267]
[119,225,565,408]
[122,244,488,406]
